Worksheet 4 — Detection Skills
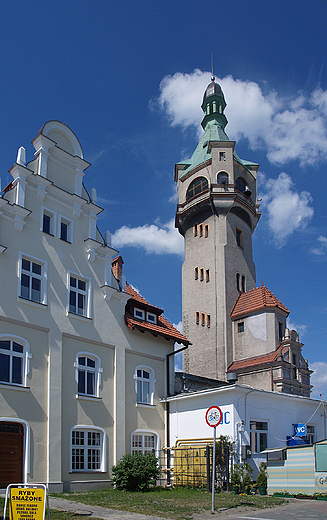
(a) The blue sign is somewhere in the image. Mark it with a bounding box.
[294,423,306,437]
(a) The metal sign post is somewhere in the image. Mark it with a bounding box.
[205,406,223,513]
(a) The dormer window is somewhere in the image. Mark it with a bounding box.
[134,308,145,320]
[146,312,157,325]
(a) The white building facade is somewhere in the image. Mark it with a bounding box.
[166,385,327,474]
[0,121,188,491]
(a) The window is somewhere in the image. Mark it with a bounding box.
[146,312,157,324]
[236,228,243,248]
[199,224,203,237]
[0,336,31,387]
[237,273,245,293]
[204,224,209,238]
[194,267,198,280]
[217,172,229,184]
[193,225,197,237]
[75,352,102,398]
[236,177,246,193]
[238,322,244,333]
[219,152,226,161]
[278,322,283,341]
[19,253,47,304]
[134,366,156,405]
[41,207,56,236]
[68,273,90,317]
[206,269,210,283]
[195,311,199,325]
[71,427,106,472]
[59,215,73,243]
[307,425,315,444]
[200,268,204,282]
[206,314,211,328]
[131,431,158,455]
[241,275,245,293]
[134,308,145,320]
[250,421,268,453]
[201,313,205,326]
[186,177,208,201]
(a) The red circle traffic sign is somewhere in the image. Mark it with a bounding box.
[205,406,223,427]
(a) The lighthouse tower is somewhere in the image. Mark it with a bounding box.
[175,76,261,380]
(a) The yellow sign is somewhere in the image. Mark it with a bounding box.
[9,488,45,520]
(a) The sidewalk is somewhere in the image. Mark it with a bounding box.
[49,496,165,520]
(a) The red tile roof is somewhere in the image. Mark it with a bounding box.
[231,283,289,319]
[125,283,190,346]
[227,345,284,372]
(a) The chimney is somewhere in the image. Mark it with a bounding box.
[112,255,124,280]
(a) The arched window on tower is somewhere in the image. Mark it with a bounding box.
[235,177,246,193]
[186,177,208,201]
[217,172,229,184]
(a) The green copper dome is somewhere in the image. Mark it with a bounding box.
[201,77,227,130]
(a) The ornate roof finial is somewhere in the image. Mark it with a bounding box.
[211,52,215,82]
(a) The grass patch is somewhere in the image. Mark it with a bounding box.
[51,488,285,520]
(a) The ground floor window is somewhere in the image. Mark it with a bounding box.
[71,427,106,472]
[131,431,158,455]
[250,421,268,453]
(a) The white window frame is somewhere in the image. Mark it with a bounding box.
[58,214,73,243]
[18,252,47,305]
[74,352,102,398]
[70,425,106,473]
[131,430,159,457]
[134,308,145,320]
[250,420,268,453]
[0,334,32,387]
[146,312,157,324]
[134,365,156,406]
[67,271,91,318]
[41,207,57,236]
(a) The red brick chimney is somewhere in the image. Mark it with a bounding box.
[112,255,124,280]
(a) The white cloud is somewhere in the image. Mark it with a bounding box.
[157,69,327,166]
[259,172,314,247]
[310,361,327,400]
[111,218,184,256]
[311,235,327,255]
[287,321,308,338]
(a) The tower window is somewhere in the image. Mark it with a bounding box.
[278,322,283,341]
[236,228,243,248]
[194,267,198,280]
[201,313,205,327]
[236,177,246,193]
[219,152,226,161]
[236,273,240,292]
[206,314,211,328]
[204,224,209,238]
[193,225,197,237]
[238,322,244,333]
[195,312,199,325]
[217,172,229,185]
[206,269,210,283]
[241,276,245,293]
[186,177,208,201]
[199,224,203,237]
[200,268,204,282]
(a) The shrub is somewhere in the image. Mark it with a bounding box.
[256,462,267,488]
[112,452,161,491]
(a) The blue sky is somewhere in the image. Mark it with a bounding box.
[1,0,327,397]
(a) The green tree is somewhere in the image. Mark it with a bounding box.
[112,452,161,491]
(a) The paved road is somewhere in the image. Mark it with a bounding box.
[210,498,327,520]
